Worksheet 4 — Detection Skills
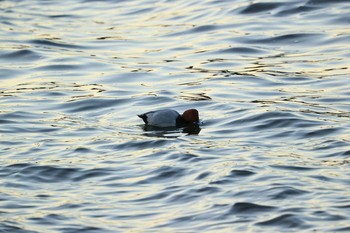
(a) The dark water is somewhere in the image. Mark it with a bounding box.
[1,0,350,232]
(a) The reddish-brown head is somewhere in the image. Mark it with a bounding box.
[182,109,199,123]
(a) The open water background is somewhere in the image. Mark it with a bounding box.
[1,0,350,232]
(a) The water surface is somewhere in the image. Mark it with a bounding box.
[1,0,350,232]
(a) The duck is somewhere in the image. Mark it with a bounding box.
[138,109,199,127]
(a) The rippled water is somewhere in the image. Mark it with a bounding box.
[1,0,350,232]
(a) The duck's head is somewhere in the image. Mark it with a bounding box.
[182,109,199,123]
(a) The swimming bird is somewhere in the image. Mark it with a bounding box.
[138,109,199,127]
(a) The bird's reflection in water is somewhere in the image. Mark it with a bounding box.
[141,123,201,138]
[182,123,201,135]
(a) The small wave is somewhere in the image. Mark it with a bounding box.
[335,226,350,232]
[111,139,170,151]
[256,214,311,229]
[223,111,320,130]
[28,39,85,49]
[29,213,69,225]
[330,15,350,24]
[48,14,77,18]
[277,5,319,16]
[266,186,309,200]
[307,0,350,5]
[0,68,23,80]
[190,25,218,33]
[302,127,340,138]
[240,2,285,14]
[3,163,112,183]
[150,166,187,180]
[0,119,15,124]
[0,222,37,233]
[36,64,82,71]
[245,33,324,45]
[60,98,129,113]
[270,165,317,171]
[56,226,111,233]
[0,49,42,61]
[210,169,255,185]
[137,166,188,184]
[122,7,154,16]
[131,191,171,203]
[228,169,256,177]
[167,152,200,162]
[216,47,267,55]
[196,172,211,180]
[228,202,276,214]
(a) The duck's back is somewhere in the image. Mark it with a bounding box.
[139,109,180,127]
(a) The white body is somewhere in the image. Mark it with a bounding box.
[143,109,180,127]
